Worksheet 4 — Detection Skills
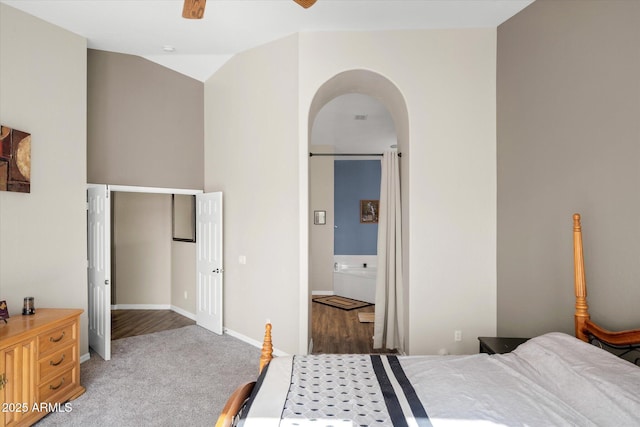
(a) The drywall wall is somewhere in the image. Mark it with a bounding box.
[0,4,89,355]
[309,146,335,295]
[497,0,640,336]
[334,160,381,255]
[112,192,172,305]
[205,35,301,354]
[206,28,497,355]
[171,240,197,314]
[87,49,204,190]
[299,30,497,355]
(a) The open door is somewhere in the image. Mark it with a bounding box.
[196,192,223,334]
[87,185,111,360]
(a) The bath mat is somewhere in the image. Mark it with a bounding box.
[312,295,373,311]
[357,312,375,323]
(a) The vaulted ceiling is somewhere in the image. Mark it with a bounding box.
[1,0,533,81]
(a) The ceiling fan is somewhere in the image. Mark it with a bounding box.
[182,0,318,19]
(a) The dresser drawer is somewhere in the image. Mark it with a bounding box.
[38,344,75,381]
[37,322,76,356]
[38,367,76,403]
[1,309,85,427]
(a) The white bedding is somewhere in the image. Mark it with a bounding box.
[240,333,640,427]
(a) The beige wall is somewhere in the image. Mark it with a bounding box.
[205,35,301,354]
[113,192,172,305]
[299,30,497,355]
[171,240,197,314]
[309,146,334,294]
[87,50,202,317]
[497,0,640,336]
[207,29,497,355]
[0,5,89,354]
[111,192,197,313]
[87,49,204,190]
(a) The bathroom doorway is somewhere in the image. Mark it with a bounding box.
[309,93,397,353]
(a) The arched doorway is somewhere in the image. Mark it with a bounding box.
[306,70,410,353]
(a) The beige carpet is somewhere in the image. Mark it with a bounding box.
[35,325,261,427]
[312,295,373,311]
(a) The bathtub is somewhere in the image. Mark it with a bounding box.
[333,256,377,304]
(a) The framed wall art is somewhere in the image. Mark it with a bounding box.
[0,125,31,193]
[360,199,379,223]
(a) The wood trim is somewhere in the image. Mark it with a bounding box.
[214,381,255,427]
[573,213,640,345]
[214,323,272,427]
[259,323,273,374]
[573,213,590,342]
[584,319,640,347]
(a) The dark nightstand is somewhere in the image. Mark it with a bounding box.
[478,337,529,354]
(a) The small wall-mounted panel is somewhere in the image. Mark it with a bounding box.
[314,210,326,225]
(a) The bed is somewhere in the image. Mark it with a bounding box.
[215,214,640,427]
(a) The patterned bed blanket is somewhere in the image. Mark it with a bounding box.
[238,333,640,427]
[241,354,428,427]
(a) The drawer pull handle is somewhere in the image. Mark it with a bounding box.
[50,354,66,366]
[49,377,65,391]
[50,331,66,343]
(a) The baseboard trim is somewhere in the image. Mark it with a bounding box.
[109,304,196,320]
[80,352,91,364]
[223,327,288,357]
[311,290,334,296]
[170,305,196,321]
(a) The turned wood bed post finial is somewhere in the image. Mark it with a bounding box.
[573,213,590,342]
[259,322,273,374]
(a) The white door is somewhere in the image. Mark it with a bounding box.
[196,192,223,334]
[87,185,111,360]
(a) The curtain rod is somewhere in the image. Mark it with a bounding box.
[309,152,401,157]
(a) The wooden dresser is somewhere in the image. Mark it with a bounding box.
[0,309,85,426]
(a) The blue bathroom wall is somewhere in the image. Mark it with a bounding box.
[334,160,381,255]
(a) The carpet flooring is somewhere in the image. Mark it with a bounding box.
[35,325,262,427]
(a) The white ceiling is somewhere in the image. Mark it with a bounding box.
[311,93,397,154]
[2,0,533,154]
[2,0,533,81]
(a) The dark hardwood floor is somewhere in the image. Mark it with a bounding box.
[112,303,390,354]
[111,309,196,340]
[311,299,391,354]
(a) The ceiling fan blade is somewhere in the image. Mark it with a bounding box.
[182,0,206,19]
[293,0,318,8]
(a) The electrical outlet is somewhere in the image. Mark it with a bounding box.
[454,330,462,342]
[184,291,188,300]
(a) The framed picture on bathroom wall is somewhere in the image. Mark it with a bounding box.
[360,200,379,223]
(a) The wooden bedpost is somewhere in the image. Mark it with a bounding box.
[573,213,590,342]
[259,323,273,374]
